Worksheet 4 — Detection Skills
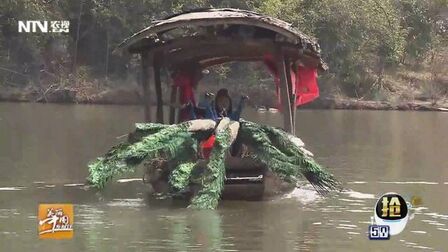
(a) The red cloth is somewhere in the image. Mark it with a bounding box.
[172,70,217,159]
[263,54,319,107]
[295,66,319,106]
[173,72,196,121]
[200,135,216,159]
[263,54,281,108]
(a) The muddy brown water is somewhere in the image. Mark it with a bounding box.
[0,102,447,251]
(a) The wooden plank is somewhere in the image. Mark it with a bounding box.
[199,56,263,68]
[134,37,276,54]
[174,86,180,123]
[222,183,264,200]
[276,48,293,134]
[169,84,178,124]
[141,52,152,122]
[153,59,164,123]
[162,39,275,67]
[127,36,323,69]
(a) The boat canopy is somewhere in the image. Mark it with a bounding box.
[118,8,326,70]
[118,8,327,134]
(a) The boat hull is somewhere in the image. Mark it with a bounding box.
[144,156,295,201]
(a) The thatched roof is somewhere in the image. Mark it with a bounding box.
[118,8,326,70]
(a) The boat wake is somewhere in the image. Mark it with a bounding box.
[282,185,322,204]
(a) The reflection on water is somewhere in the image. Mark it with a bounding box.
[0,103,447,251]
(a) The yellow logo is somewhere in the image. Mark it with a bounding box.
[381,196,401,218]
[38,204,74,239]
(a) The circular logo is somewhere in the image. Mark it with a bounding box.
[373,192,409,235]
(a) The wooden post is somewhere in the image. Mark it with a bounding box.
[169,85,178,124]
[153,60,164,123]
[175,87,180,123]
[141,52,152,122]
[291,61,299,134]
[285,59,297,135]
[276,48,294,134]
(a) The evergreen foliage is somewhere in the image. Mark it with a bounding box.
[189,122,232,209]
[1,1,445,99]
[169,162,197,192]
[239,120,341,194]
[87,119,340,209]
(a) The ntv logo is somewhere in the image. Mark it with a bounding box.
[18,21,69,33]
[18,21,48,33]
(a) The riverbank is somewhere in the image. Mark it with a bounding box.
[1,86,447,112]
[302,97,448,112]
[0,86,142,105]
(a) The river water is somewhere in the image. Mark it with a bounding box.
[0,102,447,251]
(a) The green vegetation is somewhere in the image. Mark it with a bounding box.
[0,0,447,104]
[87,119,340,209]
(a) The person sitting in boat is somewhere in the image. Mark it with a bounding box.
[214,88,249,121]
[212,88,250,157]
[196,89,249,158]
[197,92,217,120]
[185,92,216,120]
[188,89,248,122]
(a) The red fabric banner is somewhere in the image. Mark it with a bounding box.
[263,54,281,108]
[173,71,196,121]
[173,72,196,104]
[295,66,319,106]
[263,54,319,107]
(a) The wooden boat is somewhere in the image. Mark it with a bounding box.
[117,8,326,200]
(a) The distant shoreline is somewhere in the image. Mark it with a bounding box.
[1,87,447,112]
[301,97,448,112]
